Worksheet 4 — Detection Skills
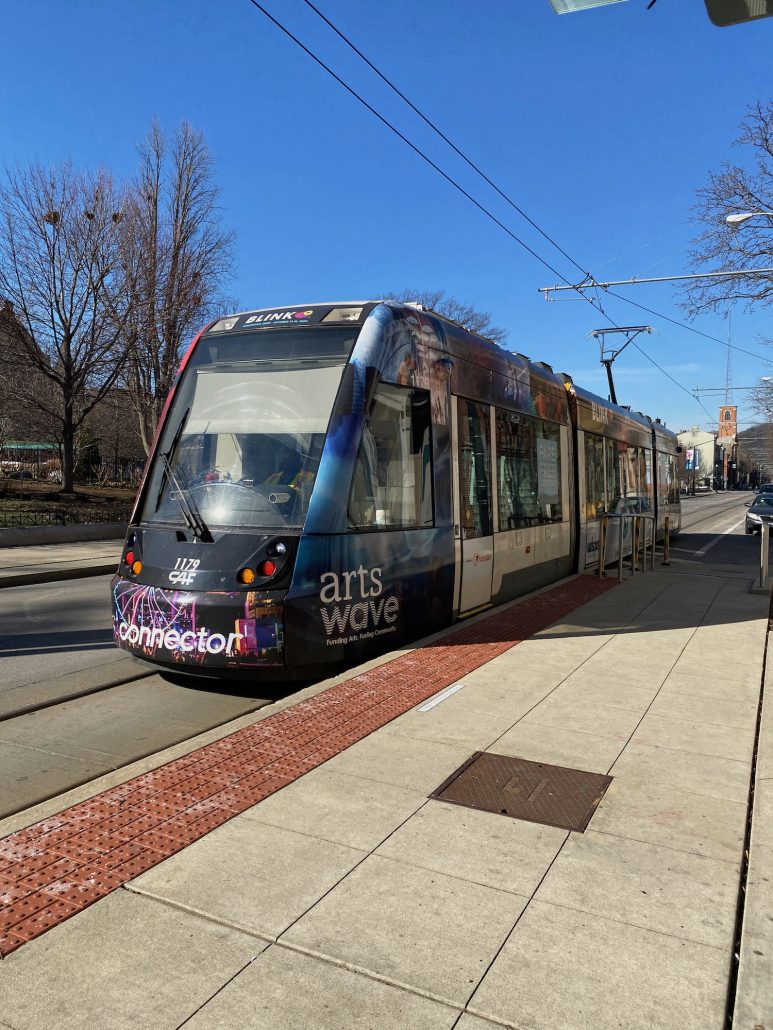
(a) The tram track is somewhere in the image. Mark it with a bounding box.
[678,495,750,534]
[0,658,288,821]
[0,664,156,725]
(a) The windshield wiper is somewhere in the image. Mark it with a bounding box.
[160,452,214,543]
[154,407,213,543]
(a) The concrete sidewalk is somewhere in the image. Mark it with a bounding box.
[0,553,770,1030]
[0,539,122,588]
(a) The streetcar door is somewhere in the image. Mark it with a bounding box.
[456,397,494,613]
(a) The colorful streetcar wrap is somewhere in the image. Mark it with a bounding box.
[111,300,680,677]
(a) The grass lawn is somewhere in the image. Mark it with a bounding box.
[0,478,136,524]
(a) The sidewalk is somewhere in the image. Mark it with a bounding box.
[0,539,122,588]
[0,550,770,1030]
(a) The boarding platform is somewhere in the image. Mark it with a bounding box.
[0,543,770,1030]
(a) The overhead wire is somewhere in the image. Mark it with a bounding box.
[629,341,716,423]
[242,0,753,417]
[294,0,752,387]
[301,1,770,409]
[243,0,595,307]
[300,0,591,282]
[603,288,772,361]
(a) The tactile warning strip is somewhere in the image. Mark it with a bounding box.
[0,575,616,956]
[432,752,613,831]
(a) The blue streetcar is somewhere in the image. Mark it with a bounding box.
[111,300,680,677]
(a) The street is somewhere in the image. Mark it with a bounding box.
[0,576,286,818]
[673,490,758,566]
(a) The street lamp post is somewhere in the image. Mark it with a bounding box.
[725,211,773,227]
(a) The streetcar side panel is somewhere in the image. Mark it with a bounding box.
[568,385,655,571]
[282,304,455,667]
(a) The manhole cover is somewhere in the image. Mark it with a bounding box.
[431,752,612,832]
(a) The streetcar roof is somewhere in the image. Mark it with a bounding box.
[563,377,676,446]
[201,301,671,441]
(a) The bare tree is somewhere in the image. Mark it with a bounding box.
[0,414,12,459]
[380,288,507,344]
[0,163,128,492]
[748,380,773,423]
[683,100,773,317]
[120,121,235,453]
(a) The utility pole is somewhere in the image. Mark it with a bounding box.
[724,311,732,405]
[590,326,653,404]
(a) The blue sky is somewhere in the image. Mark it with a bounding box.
[3,0,772,433]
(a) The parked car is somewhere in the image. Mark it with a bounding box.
[745,494,773,534]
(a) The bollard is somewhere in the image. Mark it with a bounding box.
[661,515,671,566]
[631,516,638,577]
[598,516,607,579]
[760,524,771,590]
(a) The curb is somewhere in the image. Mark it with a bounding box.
[0,563,119,589]
[0,522,127,547]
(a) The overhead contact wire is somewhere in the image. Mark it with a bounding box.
[243,0,602,308]
[299,0,742,396]
[243,0,725,409]
[301,0,591,281]
[604,287,771,362]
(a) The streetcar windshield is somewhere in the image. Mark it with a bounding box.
[140,327,359,531]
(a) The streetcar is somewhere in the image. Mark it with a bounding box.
[111,300,680,678]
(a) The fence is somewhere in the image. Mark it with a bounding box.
[0,507,131,528]
[597,512,657,582]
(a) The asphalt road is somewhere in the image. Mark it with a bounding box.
[673,490,759,567]
[0,575,287,819]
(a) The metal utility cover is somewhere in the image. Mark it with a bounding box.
[431,752,612,832]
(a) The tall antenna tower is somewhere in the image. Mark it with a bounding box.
[724,310,733,405]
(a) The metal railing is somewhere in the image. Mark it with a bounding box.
[0,507,130,528]
[597,512,657,581]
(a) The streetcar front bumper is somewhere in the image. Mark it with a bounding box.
[111,575,285,672]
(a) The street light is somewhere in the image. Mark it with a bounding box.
[726,211,773,226]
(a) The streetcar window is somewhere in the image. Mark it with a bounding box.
[641,449,653,512]
[142,358,347,531]
[496,410,563,529]
[348,384,433,530]
[608,441,643,514]
[658,452,670,506]
[584,433,606,518]
[197,326,359,364]
[458,399,492,539]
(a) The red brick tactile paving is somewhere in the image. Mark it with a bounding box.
[0,575,616,956]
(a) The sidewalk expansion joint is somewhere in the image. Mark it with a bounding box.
[0,575,617,958]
